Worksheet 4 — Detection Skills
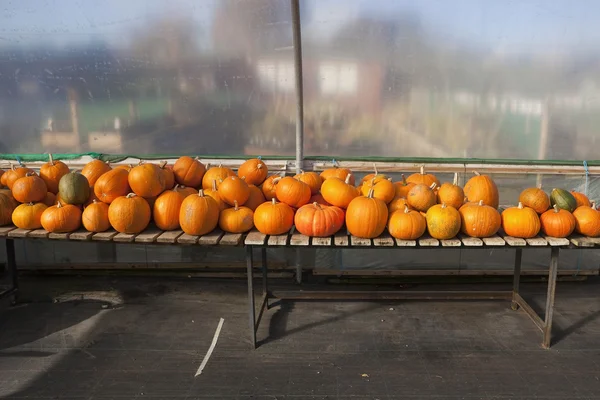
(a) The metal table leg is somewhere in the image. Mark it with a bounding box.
[262,248,268,300]
[246,246,256,349]
[0,239,18,302]
[543,247,559,349]
[511,248,522,310]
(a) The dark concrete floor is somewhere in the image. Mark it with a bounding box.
[0,275,600,399]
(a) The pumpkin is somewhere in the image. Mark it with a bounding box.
[394,174,415,199]
[159,162,175,190]
[294,202,344,237]
[114,164,133,172]
[81,159,111,188]
[58,172,91,205]
[426,203,461,239]
[261,175,281,200]
[39,154,70,194]
[219,200,254,233]
[345,189,388,239]
[43,192,56,207]
[254,198,294,235]
[41,202,82,233]
[0,192,17,226]
[388,205,426,240]
[245,184,266,211]
[388,197,411,214]
[177,185,197,198]
[173,156,206,188]
[406,166,440,188]
[0,188,12,199]
[179,189,220,235]
[519,186,550,214]
[202,163,235,190]
[12,202,47,229]
[128,162,166,198]
[550,188,577,212]
[238,158,268,185]
[12,173,48,203]
[309,193,331,206]
[463,171,499,209]
[360,177,395,204]
[570,190,590,208]
[56,193,83,210]
[82,200,110,232]
[275,176,311,208]
[321,174,359,209]
[407,183,437,212]
[203,180,227,211]
[360,164,389,185]
[0,169,5,187]
[5,165,35,190]
[94,168,131,204]
[320,167,355,185]
[219,176,250,206]
[436,173,464,210]
[501,202,540,238]
[573,202,600,237]
[459,200,501,238]
[540,205,576,238]
[294,171,322,195]
[108,193,151,234]
[153,186,187,231]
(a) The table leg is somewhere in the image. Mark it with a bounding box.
[246,246,256,349]
[261,247,270,308]
[542,247,559,349]
[511,248,522,310]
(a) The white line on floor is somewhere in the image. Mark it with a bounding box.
[195,318,225,377]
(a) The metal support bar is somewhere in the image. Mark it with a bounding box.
[246,246,256,349]
[514,293,544,332]
[291,0,304,174]
[511,248,522,310]
[543,247,559,348]
[270,290,513,301]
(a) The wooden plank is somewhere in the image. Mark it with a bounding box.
[0,226,16,237]
[419,234,439,247]
[458,233,483,247]
[312,236,332,246]
[8,228,32,238]
[69,230,94,241]
[156,230,183,244]
[394,238,417,246]
[177,233,199,244]
[245,229,267,246]
[334,231,349,246]
[441,238,461,247]
[290,234,310,246]
[482,234,506,246]
[28,229,50,239]
[570,235,600,248]
[501,234,527,247]
[48,232,70,240]
[544,236,570,247]
[350,236,372,246]
[373,233,394,247]
[525,236,548,246]
[219,233,243,246]
[113,233,137,243]
[92,230,118,241]
[198,229,225,245]
[267,233,289,246]
[135,229,163,244]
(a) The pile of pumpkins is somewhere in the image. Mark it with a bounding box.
[0,157,598,241]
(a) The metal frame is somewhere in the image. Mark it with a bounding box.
[0,239,19,303]
[246,245,561,349]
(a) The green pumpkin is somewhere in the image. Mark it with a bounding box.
[58,172,90,205]
[550,188,577,212]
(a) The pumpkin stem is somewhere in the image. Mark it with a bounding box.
[430,182,437,190]
[367,188,375,198]
[401,174,407,185]
[160,161,167,169]
[273,177,282,184]
[373,163,378,176]
[27,202,33,206]
[212,179,218,192]
[420,165,425,175]
[271,198,276,205]
[592,201,596,209]
[138,160,144,165]
[517,202,524,209]
[257,163,263,169]
[56,201,62,208]
[48,153,54,165]
[26,171,35,177]
[478,200,484,206]
[10,163,15,171]
[344,174,352,184]
[553,204,559,213]
[240,176,246,181]
[441,203,447,209]
[453,172,458,186]
[473,171,481,176]
[198,189,205,197]
[313,202,322,210]
[537,183,542,189]
[92,199,98,204]
[126,193,136,198]
[234,200,239,211]
[404,205,410,214]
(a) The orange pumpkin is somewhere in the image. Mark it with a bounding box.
[275,176,311,208]
[320,167,355,185]
[43,192,56,207]
[388,197,411,214]
[571,190,590,208]
[219,176,250,206]
[179,190,220,235]
[245,184,266,211]
[294,202,344,237]
[426,203,461,239]
[218,200,254,233]
[388,205,426,240]
[128,162,166,198]
[394,174,415,199]
[173,156,206,188]
[153,187,187,231]
[345,189,388,239]
[501,202,540,238]
[12,202,47,229]
[261,175,281,200]
[321,174,359,209]
[0,192,17,226]
[459,200,501,238]
[519,186,550,214]
[55,193,83,210]
[159,161,175,190]
[573,203,600,237]
[436,173,464,210]
[82,200,110,232]
[81,159,111,188]
[254,198,294,235]
[540,205,576,238]
[39,154,70,194]
[5,165,35,190]
[12,173,48,203]
[309,193,331,206]
[108,193,151,234]
[203,180,227,211]
[202,163,235,190]
[407,183,437,212]
[94,168,131,204]
[41,202,82,233]
[360,177,395,204]
[294,171,323,195]
[177,185,197,198]
[0,168,5,188]
[464,172,499,209]
[406,166,440,188]
[238,158,268,186]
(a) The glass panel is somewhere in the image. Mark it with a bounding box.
[0,0,296,155]
[301,0,600,160]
